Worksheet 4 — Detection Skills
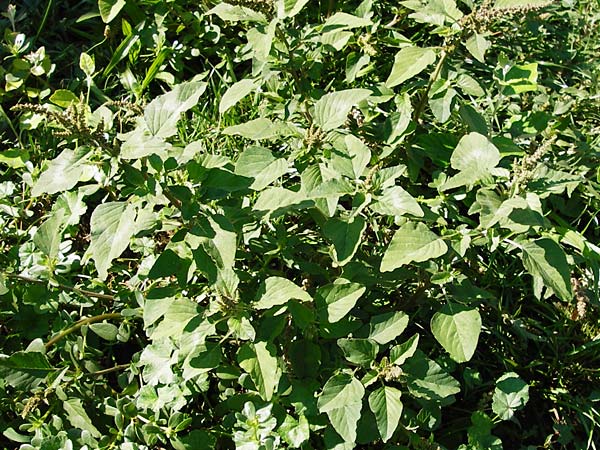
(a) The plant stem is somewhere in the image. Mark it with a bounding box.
[413,48,448,125]
[6,273,116,301]
[45,312,122,350]
[85,363,130,377]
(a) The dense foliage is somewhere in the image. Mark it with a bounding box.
[1,0,599,448]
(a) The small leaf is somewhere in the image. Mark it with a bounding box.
[234,146,288,191]
[492,372,529,420]
[368,386,403,442]
[79,52,95,77]
[520,238,572,302]
[322,216,366,266]
[219,79,257,114]
[370,186,424,218]
[83,202,137,280]
[98,0,126,23]
[238,341,281,401]
[33,208,67,259]
[89,322,119,341]
[431,304,481,363]
[254,277,312,310]
[380,221,448,272]
[317,373,365,443]
[386,46,436,88]
[314,89,371,131]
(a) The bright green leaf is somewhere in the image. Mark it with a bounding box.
[492,372,529,420]
[386,46,436,88]
[368,311,409,344]
[431,304,481,362]
[337,338,379,366]
[316,282,366,323]
[313,89,371,131]
[322,216,366,266]
[368,386,403,442]
[219,79,257,114]
[238,341,281,401]
[254,277,312,310]
[98,0,125,23]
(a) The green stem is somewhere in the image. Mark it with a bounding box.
[6,273,116,301]
[413,48,448,125]
[45,313,122,350]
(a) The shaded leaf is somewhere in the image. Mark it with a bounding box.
[238,341,281,401]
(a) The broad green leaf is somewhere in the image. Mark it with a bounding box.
[144,81,207,138]
[207,2,267,23]
[223,118,299,140]
[465,33,491,63]
[119,125,172,160]
[383,93,413,144]
[235,146,288,191]
[431,304,481,362]
[403,351,460,400]
[386,46,436,88]
[380,221,448,271]
[313,89,371,131]
[429,83,456,123]
[89,322,119,341]
[33,208,67,259]
[322,216,366,266]
[441,132,500,190]
[317,373,365,443]
[151,297,202,341]
[238,341,281,401]
[390,333,420,365]
[316,282,366,323]
[31,147,92,196]
[63,398,101,438]
[370,186,424,218]
[0,351,53,389]
[345,134,371,179]
[498,62,538,95]
[182,343,221,380]
[49,89,78,107]
[253,187,312,216]
[368,386,403,442]
[337,338,379,366]
[520,238,572,302]
[139,340,176,386]
[492,372,529,420]
[368,311,409,344]
[219,79,258,114]
[83,202,137,280]
[404,0,464,25]
[277,0,310,18]
[254,277,312,310]
[279,413,310,447]
[322,12,372,30]
[98,0,125,23]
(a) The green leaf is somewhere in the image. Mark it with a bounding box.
[314,89,371,131]
[33,208,67,259]
[144,81,207,138]
[368,311,409,344]
[63,398,101,438]
[520,238,572,302]
[322,216,366,266]
[89,322,119,341]
[0,351,53,389]
[370,186,424,218]
[235,146,288,191]
[98,0,125,23]
[368,386,403,442]
[238,341,281,401]
[49,89,78,107]
[254,277,312,310]
[431,304,481,362]
[465,33,491,63]
[337,338,379,366]
[280,413,310,447]
[83,202,137,280]
[498,62,538,95]
[441,132,500,191]
[316,282,366,323]
[492,372,529,420]
[317,373,365,443]
[139,340,176,385]
[403,351,460,400]
[79,52,95,77]
[380,221,448,271]
[223,118,298,140]
[390,334,420,365]
[31,147,92,197]
[253,187,313,216]
[207,2,267,23]
[322,12,372,30]
[386,46,436,88]
[219,79,258,114]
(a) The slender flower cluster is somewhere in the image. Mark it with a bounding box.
[511,135,557,190]
[460,0,554,33]
[570,276,590,321]
[226,0,275,18]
